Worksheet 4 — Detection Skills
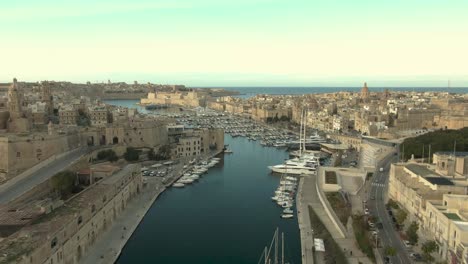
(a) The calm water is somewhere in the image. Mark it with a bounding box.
[116,136,301,264]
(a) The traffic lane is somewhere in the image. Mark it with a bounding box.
[0,147,89,204]
[375,154,411,264]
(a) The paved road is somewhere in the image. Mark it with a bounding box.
[367,149,411,264]
[0,147,89,204]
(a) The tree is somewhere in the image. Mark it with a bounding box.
[124,147,141,162]
[50,171,76,199]
[384,246,396,256]
[386,199,399,209]
[406,221,419,245]
[280,115,290,122]
[421,240,438,262]
[273,113,279,122]
[395,209,408,225]
[97,149,118,162]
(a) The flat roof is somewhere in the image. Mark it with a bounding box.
[425,177,454,186]
[444,213,463,221]
[405,164,441,177]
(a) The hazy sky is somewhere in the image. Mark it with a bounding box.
[1,0,468,86]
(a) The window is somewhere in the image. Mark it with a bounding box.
[91,204,96,213]
[51,237,58,248]
[16,152,21,158]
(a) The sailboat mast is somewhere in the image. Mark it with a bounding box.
[281,232,284,264]
[264,246,268,264]
[274,228,278,264]
[303,108,307,154]
[299,108,303,156]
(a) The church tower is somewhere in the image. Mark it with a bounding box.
[360,82,370,101]
[8,78,25,119]
[41,81,54,115]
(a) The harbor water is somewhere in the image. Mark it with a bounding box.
[116,135,301,264]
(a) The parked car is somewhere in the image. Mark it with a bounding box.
[403,240,412,249]
[365,208,370,215]
[376,222,383,229]
[384,256,392,264]
[410,253,422,261]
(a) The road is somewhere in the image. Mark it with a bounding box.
[367,148,412,264]
[0,147,89,204]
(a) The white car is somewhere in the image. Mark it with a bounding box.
[403,240,412,248]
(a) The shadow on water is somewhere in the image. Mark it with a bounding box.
[116,135,301,264]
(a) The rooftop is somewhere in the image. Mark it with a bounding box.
[405,163,441,178]
[444,213,463,221]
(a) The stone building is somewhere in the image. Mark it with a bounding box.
[173,128,224,158]
[0,164,142,264]
[141,91,208,108]
[6,78,32,133]
[88,106,109,127]
[360,82,370,101]
[59,106,79,125]
[388,161,468,263]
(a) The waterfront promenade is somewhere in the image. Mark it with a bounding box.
[80,175,166,264]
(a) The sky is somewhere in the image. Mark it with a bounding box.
[1,0,468,87]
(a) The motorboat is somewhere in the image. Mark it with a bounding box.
[224,148,233,153]
[173,183,185,188]
[281,214,294,219]
[283,208,293,214]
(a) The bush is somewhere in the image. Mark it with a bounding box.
[386,199,399,209]
[421,240,438,262]
[352,214,376,261]
[395,209,408,225]
[406,221,419,245]
[50,171,76,199]
[400,128,468,160]
[124,147,141,162]
[97,149,118,162]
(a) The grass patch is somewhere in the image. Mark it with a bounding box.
[308,205,348,264]
[325,171,338,184]
[352,214,376,262]
[326,192,351,226]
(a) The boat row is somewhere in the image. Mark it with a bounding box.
[272,175,298,219]
[172,158,220,188]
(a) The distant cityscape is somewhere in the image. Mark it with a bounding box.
[0,79,467,264]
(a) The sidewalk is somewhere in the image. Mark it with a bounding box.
[80,177,165,264]
[302,174,372,264]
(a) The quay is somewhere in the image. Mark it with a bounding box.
[80,150,223,264]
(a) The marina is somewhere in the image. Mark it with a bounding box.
[116,135,302,264]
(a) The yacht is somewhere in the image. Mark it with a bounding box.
[173,183,185,188]
[281,214,294,219]
[224,148,233,153]
[283,208,293,214]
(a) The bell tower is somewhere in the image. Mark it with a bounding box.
[8,78,25,119]
[41,81,53,115]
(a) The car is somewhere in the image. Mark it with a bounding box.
[371,230,379,236]
[410,253,422,261]
[403,240,412,248]
[388,210,393,216]
[376,222,383,229]
[368,222,375,228]
[365,208,370,215]
[384,256,392,264]
[379,167,384,172]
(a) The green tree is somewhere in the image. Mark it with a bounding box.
[395,209,408,225]
[280,115,290,122]
[50,171,76,199]
[384,246,396,256]
[421,240,438,263]
[406,221,419,245]
[386,199,399,209]
[124,147,141,161]
[97,149,118,162]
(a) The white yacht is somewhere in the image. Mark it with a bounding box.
[173,183,185,188]
[281,214,294,219]
[283,208,293,214]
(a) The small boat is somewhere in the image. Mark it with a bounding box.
[283,208,293,214]
[224,149,233,154]
[173,183,185,188]
[281,214,294,219]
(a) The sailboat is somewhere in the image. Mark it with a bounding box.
[257,228,290,264]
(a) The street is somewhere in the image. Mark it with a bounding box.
[0,147,89,204]
[367,149,412,264]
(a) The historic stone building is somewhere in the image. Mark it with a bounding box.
[0,164,142,264]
